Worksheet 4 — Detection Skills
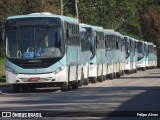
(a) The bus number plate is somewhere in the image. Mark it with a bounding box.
[29,77,40,81]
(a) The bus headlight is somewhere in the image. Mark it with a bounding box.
[53,66,65,74]
[138,61,143,64]
[90,63,95,69]
[6,67,18,75]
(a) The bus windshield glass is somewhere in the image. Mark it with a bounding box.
[6,26,63,59]
[137,42,145,60]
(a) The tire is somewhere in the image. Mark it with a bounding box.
[142,67,146,71]
[108,73,113,80]
[116,72,121,78]
[83,78,89,85]
[103,75,106,81]
[105,75,109,80]
[72,81,78,89]
[61,82,68,91]
[125,70,130,74]
[90,77,97,83]
[97,75,103,82]
[114,72,116,78]
[121,70,124,75]
[79,71,84,87]
[135,69,137,73]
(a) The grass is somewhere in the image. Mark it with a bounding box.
[0,82,9,86]
[0,57,6,85]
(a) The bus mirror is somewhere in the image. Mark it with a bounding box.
[96,36,99,43]
[127,50,130,54]
[2,31,5,41]
[81,33,85,40]
[67,29,72,39]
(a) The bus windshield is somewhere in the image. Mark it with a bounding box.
[137,42,145,61]
[6,26,63,59]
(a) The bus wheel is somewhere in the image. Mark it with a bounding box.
[125,70,130,74]
[103,75,106,81]
[122,70,124,75]
[142,68,146,71]
[108,73,113,80]
[97,76,103,82]
[105,75,109,80]
[114,72,117,78]
[135,69,137,73]
[72,81,78,89]
[90,77,97,83]
[116,72,120,78]
[83,78,89,85]
[61,82,68,91]
[79,72,84,86]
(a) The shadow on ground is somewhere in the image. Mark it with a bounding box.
[0,86,160,120]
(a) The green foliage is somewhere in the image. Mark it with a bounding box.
[0,57,5,79]
[0,0,159,66]
[68,0,144,39]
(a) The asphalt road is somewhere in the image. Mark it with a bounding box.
[0,68,160,120]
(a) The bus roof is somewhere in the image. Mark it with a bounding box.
[124,36,130,38]
[91,25,104,32]
[104,29,124,38]
[153,45,156,47]
[6,12,79,24]
[147,42,154,45]
[114,31,124,39]
[80,27,86,32]
[103,29,115,35]
[80,23,103,32]
[138,40,145,43]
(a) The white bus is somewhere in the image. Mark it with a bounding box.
[3,13,83,92]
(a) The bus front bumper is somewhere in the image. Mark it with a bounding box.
[5,68,68,84]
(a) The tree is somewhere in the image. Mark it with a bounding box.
[0,0,159,66]
[140,8,160,67]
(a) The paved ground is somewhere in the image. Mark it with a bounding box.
[0,68,160,120]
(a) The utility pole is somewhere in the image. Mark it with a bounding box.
[75,0,79,20]
[60,0,63,15]
[60,0,78,19]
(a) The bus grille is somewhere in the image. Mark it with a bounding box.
[18,63,52,68]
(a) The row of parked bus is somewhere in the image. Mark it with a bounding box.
[2,13,157,92]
